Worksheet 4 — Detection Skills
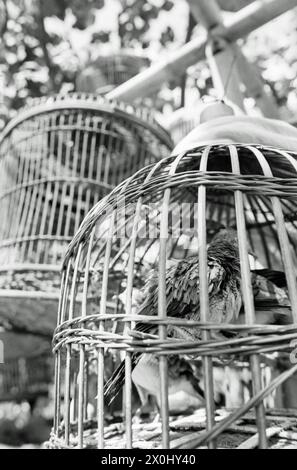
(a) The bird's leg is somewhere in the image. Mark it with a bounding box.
[133,384,157,422]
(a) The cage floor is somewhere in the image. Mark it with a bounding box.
[49,408,297,449]
[103,409,297,449]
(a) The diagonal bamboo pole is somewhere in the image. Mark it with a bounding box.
[188,0,246,111]
[107,0,297,102]
[189,1,280,117]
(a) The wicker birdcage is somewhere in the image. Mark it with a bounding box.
[76,53,149,95]
[0,93,172,338]
[48,142,297,449]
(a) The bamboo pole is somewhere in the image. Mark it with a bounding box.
[184,0,280,117]
[107,0,297,102]
[188,0,245,110]
[189,0,280,116]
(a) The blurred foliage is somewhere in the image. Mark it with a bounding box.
[0,0,106,122]
[0,0,177,126]
[118,0,174,49]
[0,0,297,127]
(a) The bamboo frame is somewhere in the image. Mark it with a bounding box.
[188,0,280,117]
[107,0,297,102]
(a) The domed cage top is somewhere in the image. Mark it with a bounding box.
[50,143,297,449]
[76,54,150,95]
[0,93,172,336]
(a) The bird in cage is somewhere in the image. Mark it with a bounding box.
[104,227,291,411]
[105,224,291,413]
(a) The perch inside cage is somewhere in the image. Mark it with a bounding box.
[50,140,297,449]
[0,93,172,339]
[76,53,149,95]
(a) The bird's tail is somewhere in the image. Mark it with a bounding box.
[104,353,140,406]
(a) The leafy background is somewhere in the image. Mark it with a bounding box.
[0,0,297,129]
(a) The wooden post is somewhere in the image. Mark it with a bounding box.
[107,0,297,102]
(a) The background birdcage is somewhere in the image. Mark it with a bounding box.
[49,142,297,449]
[76,53,150,95]
[0,93,172,338]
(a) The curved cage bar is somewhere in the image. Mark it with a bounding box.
[76,53,149,95]
[50,143,297,449]
[0,93,172,335]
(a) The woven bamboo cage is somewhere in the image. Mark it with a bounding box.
[48,142,297,449]
[76,53,149,95]
[0,93,172,337]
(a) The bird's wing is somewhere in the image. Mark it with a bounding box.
[163,256,228,319]
[136,256,233,328]
[105,255,237,405]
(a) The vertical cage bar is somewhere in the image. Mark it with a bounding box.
[64,244,82,445]
[197,146,216,449]
[76,227,95,448]
[77,347,85,448]
[53,268,66,432]
[158,152,186,448]
[229,145,267,449]
[46,114,65,264]
[98,215,115,448]
[158,192,170,449]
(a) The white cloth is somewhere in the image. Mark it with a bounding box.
[172,115,297,155]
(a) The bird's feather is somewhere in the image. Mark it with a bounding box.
[104,230,242,405]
